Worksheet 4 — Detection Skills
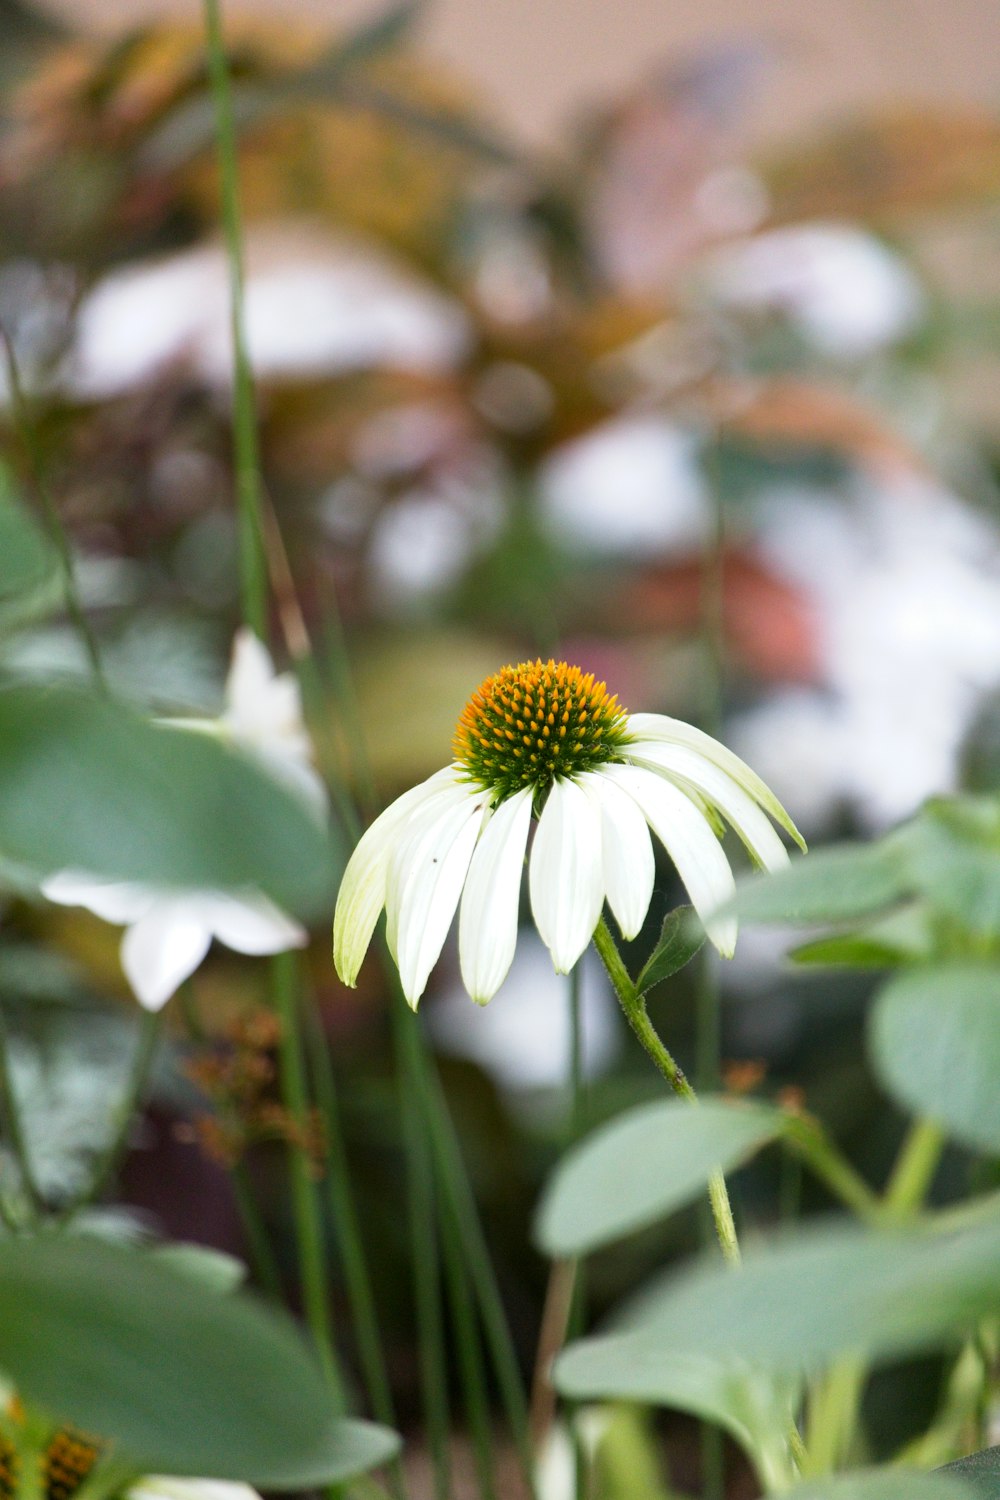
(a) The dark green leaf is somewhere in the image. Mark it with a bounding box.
[0,464,61,629]
[869,964,1000,1153]
[940,1446,1000,1497]
[0,681,338,919]
[636,906,705,993]
[726,842,909,925]
[535,1098,784,1258]
[0,1235,397,1486]
[573,1217,1000,1376]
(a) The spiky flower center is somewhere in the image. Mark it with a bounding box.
[453,659,631,802]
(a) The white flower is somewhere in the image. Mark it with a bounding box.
[41,873,306,1012]
[333,660,803,1009]
[219,628,327,815]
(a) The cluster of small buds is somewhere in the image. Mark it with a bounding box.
[182,1010,326,1173]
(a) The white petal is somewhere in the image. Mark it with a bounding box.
[332,766,459,986]
[383,776,478,961]
[202,891,307,954]
[577,771,655,939]
[599,764,737,956]
[130,1479,261,1500]
[626,741,790,872]
[389,786,489,1008]
[626,713,805,850]
[458,787,533,1004]
[121,903,212,1010]
[40,871,156,926]
[529,776,604,974]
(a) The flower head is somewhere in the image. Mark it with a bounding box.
[334,659,803,1008]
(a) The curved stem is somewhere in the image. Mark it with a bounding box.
[591,917,740,1266]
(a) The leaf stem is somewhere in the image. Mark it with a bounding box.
[882,1118,945,1222]
[591,916,740,1266]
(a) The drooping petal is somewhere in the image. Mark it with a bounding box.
[202,891,307,955]
[625,741,790,872]
[333,767,459,986]
[577,770,655,939]
[599,764,737,956]
[389,786,489,1008]
[458,786,533,1004]
[40,871,157,926]
[529,776,604,974]
[625,712,806,851]
[383,777,481,962]
[121,902,213,1010]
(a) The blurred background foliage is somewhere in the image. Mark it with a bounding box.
[2,0,1000,1491]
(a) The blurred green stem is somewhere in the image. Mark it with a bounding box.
[0,325,104,686]
[782,1115,883,1223]
[591,917,740,1266]
[883,1118,945,1222]
[272,952,346,1409]
[0,1001,44,1218]
[202,0,268,637]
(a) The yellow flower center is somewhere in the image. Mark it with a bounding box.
[0,1424,102,1500]
[453,659,630,802]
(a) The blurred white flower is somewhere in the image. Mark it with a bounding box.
[40,629,315,1009]
[41,873,305,1012]
[703,222,923,358]
[130,1476,261,1500]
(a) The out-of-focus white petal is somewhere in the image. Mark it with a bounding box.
[578,770,655,939]
[529,777,604,974]
[129,1478,262,1500]
[626,741,790,872]
[459,786,533,1004]
[121,903,212,1010]
[333,767,459,986]
[626,713,805,850]
[390,786,489,1008]
[222,628,327,814]
[40,872,157,926]
[202,891,306,954]
[600,764,737,956]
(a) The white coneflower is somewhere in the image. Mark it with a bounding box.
[334,659,802,1008]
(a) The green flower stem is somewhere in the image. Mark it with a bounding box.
[202,0,268,638]
[439,1184,498,1500]
[392,1004,451,1500]
[303,997,403,1467]
[0,1001,44,1218]
[0,325,105,688]
[802,1357,865,1477]
[781,1116,883,1223]
[883,1118,945,1222]
[591,917,741,1267]
[63,1007,162,1219]
[271,951,346,1410]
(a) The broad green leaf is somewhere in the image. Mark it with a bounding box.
[580,1217,1000,1376]
[0,681,338,918]
[636,906,705,993]
[535,1098,784,1258]
[725,842,909,925]
[0,1235,398,1486]
[784,1472,972,1500]
[940,1446,1000,1497]
[0,465,61,629]
[869,964,1000,1153]
[555,1343,798,1491]
[790,907,932,969]
[898,804,1000,935]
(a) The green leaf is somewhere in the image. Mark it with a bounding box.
[869,964,1000,1153]
[534,1098,785,1258]
[790,907,932,969]
[784,1472,973,1500]
[575,1216,1000,1376]
[0,464,61,630]
[898,804,1000,935]
[940,1446,1000,1497]
[726,841,909,925]
[636,906,705,993]
[0,680,338,918]
[0,1235,398,1487]
[555,1344,798,1490]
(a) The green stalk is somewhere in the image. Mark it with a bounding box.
[591,917,740,1266]
[202,0,268,637]
[393,1005,451,1500]
[883,1118,945,1222]
[0,1001,44,1217]
[439,1187,498,1500]
[271,952,346,1408]
[0,325,105,685]
[781,1115,883,1224]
